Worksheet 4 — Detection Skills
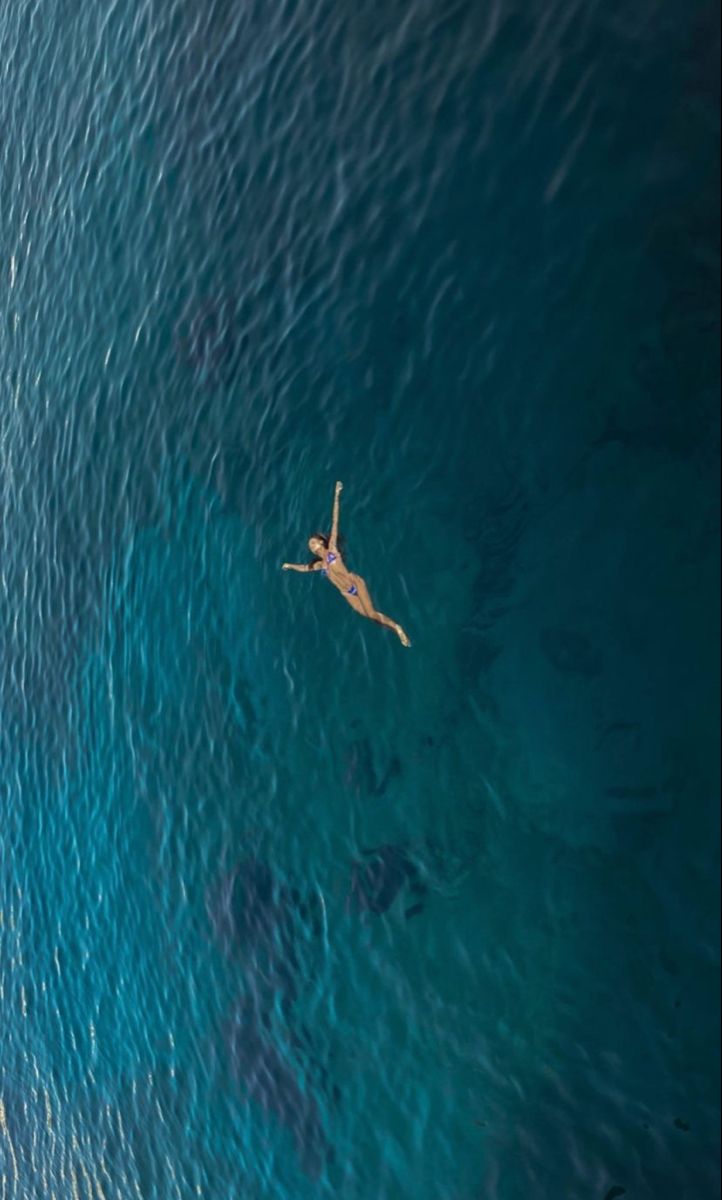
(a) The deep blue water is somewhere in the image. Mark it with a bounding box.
[1,1,720,1197]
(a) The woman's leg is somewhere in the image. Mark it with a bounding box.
[344,575,411,646]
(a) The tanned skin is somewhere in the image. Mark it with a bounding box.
[282,482,411,647]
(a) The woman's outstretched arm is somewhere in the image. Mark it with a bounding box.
[329,481,343,551]
[281,561,324,572]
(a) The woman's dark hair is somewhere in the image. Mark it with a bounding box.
[310,533,329,558]
[310,531,347,560]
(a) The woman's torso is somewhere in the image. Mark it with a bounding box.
[321,549,356,592]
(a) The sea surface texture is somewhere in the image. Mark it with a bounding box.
[1,1,720,1197]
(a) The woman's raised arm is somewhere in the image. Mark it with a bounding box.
[329,480,343,551]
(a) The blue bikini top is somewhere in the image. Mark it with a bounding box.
[320,551,356,594]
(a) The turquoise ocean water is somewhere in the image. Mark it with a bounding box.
[1,1,720,1197]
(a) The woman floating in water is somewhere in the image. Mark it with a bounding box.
[282,482,411,647]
